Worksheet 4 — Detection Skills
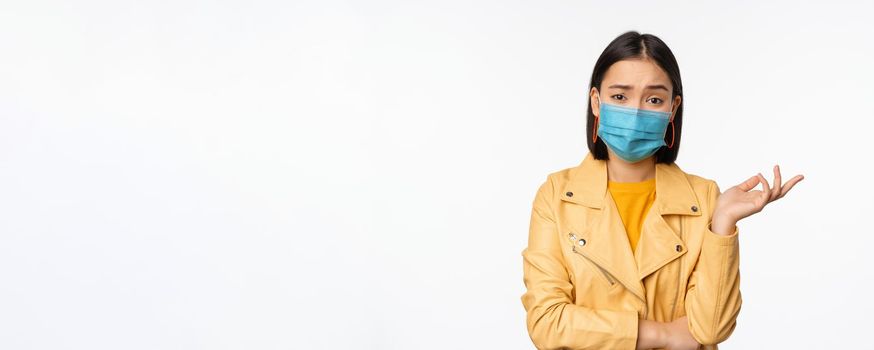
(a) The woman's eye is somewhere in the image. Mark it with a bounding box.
[611,94,625,101]
[647,97,664,104]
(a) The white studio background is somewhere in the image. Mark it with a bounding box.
[0,1,870,349]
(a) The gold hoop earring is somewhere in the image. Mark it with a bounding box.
[666,120,675,148]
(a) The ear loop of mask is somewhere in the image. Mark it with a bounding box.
[664,97,675,148]
[592,93,601,143]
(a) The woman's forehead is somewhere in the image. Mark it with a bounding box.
[602,59,672,88]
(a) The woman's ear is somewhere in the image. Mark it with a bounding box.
[590,87,601,117]
[670,94,682,121]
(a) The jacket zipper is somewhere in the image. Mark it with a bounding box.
[670,217,685,320]
[669,259,681,320]
[571,245,649,319]
[644,302,648,320]
[571,245,616,286]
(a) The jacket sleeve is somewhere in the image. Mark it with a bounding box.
[684,180,743,346]
[521,176,639,350]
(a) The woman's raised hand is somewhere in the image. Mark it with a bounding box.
[713,165,804,226]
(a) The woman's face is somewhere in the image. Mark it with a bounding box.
[590,58,682,121]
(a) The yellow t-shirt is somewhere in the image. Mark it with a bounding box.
[607,177,656,253]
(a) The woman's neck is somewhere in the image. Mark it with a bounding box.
[605,150,656,182]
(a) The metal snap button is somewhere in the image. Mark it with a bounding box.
[566,191,574,197]
[676,244,682,252]
[578,238,586,247]
[691,205,698,212]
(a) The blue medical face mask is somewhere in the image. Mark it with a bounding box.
[596,94,672,163]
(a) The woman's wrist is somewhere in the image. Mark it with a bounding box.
[710,213,737,236]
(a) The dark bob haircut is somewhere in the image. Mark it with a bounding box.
[586,31,684,164]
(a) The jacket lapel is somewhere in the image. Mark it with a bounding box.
[560,152,702,301]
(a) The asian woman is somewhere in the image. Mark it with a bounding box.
[520,31,803,350]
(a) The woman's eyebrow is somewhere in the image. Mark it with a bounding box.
[645,84,670,92]
[607,84,670,92]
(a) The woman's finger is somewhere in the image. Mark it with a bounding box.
[771,165,783,202]
[757,172,770,207]
[736,174,760,192]
[778,175,805,199]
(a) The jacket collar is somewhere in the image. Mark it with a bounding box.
[560,152,701,216]
[559,152,702,301]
